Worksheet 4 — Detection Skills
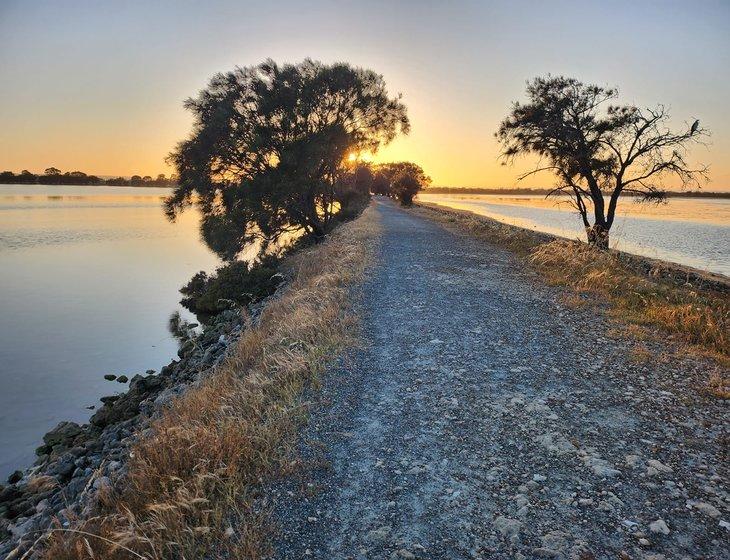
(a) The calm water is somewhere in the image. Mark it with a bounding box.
[0,185,219,478]
[418,193,730,276]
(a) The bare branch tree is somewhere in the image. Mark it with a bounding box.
[496,76,709,248]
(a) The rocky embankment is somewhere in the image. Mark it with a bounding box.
[0,307,251,558]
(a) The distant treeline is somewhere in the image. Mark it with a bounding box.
[0,168,176,187]
[423,186,730,199]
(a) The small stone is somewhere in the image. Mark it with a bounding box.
[514,494,530,508]
[365,525,391,543]
[646,459,673,474]
[104,374,117,381]
[533,474,547,482]
[649,519,670,535]
[7,470,22,484]
[93,476,112,492]
[526,547,557,558]
[688,501,721,518]
[625,455,642,467]
[397,550,415,559]
[494,516,523,540]
[597,500,614,512]
[638,538,651,546]
[116,375,129,383]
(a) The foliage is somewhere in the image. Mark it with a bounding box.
[371,161,431,205]
[0,169,174,186]
[167,311,197,343]
[165,59,409,260]
[496,75,708,248]
[392,172,422,206]
[179,257,283,315]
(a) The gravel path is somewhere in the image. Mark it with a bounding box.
[271,199,728,560]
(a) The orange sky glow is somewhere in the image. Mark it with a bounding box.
[1,1,728,191]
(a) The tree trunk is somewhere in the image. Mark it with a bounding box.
[586,223,609,250]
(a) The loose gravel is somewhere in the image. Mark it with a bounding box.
[271,199,728,560]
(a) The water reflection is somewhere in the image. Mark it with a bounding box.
[0,185,220,477]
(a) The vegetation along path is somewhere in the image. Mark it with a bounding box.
[272,198,728,560]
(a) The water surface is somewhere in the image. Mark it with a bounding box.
[0,185,219,477]
[418,193,730,276]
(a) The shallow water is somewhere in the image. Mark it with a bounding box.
[418,193,730,276]
[0,185,219,477]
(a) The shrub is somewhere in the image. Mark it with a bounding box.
[180,257,283,316]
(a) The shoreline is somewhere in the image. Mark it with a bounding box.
[421,187,730,199]
[416,200,730,291]
[0,205,377,558]
[0,303,257,555]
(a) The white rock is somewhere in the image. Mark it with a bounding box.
[494,516,523,540]
[624,455,642,467]
[647,459,673,474]
[688,500,721,518]
[649,519,670,535]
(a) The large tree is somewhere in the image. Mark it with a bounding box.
[496,76,708,248]
[166,59,409,259]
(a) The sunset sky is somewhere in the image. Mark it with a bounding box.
[1,0,729,189]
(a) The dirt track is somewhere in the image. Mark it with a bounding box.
[271,198,728,560]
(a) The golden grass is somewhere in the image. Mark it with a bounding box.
[41,206,380,559]
[413,203,729,395]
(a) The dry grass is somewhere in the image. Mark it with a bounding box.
[413,203,729,395]
[41,206,380,559]
[628,344,653,364]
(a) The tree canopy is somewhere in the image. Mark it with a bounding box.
[166,59,410,260]
[371,162,431,206]
[496,76,708,247]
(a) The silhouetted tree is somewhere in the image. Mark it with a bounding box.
[372,162,430,204]
[165,59,409,260]
[16,170,36,184]
[497,76,708,248]
[392,172,422,206]
[0,168,173,186]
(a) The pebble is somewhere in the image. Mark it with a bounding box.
[649,519,670,535]
[687,500,721,518]
[494,516,523,540]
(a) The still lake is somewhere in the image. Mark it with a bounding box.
[0,185,219,478]
[418,193,730,276]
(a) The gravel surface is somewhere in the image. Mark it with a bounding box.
[271,198,729,560]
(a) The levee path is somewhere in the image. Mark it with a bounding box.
[272,198,728,560]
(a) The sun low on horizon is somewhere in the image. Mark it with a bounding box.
[1,0,729,190]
